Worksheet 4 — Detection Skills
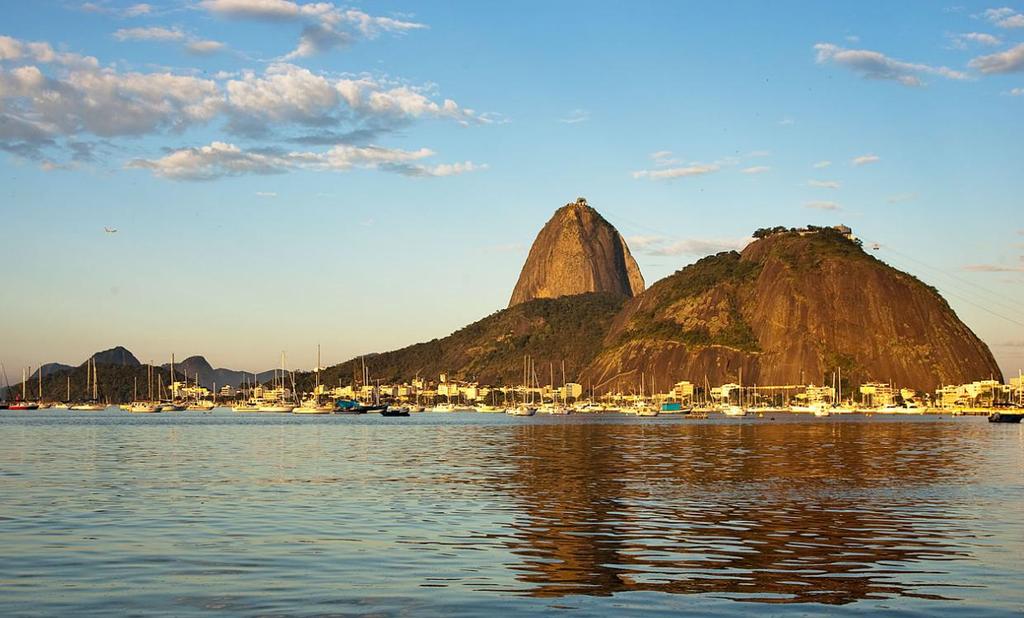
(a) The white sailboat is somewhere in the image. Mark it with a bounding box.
[294,345,334,414]
[507,355,537,416]
[258,353,295,412]
[52,376,71,409]
[71,358,106,410]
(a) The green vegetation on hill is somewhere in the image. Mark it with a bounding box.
[7,363,184,404]
[298,293,625,390]
[614,251,762,353]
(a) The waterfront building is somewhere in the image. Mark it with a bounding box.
[860,383,896,407]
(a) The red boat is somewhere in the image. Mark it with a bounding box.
[8,401,39,410]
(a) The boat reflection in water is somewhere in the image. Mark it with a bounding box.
[483,420,989,605]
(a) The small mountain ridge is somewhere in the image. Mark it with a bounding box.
[161,355,277,389]
[30,363,73,380]
[300,293,625,390]
[509,198,644,307]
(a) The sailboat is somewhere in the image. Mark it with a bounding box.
[156,355,185,411]
[631,372,659,416]
[8,366,40,409]
[508,355,538,416]
[722,369,749,417]
[72,358,106,410]
[35,367,51,409]
[52,376,72,409]
[129,370,161,413]
[294,345,335,414]
[258,353,296,412]
[184,370,216,411]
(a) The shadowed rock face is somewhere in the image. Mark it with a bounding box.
[509,200,644,307]
[582,229,1002,392]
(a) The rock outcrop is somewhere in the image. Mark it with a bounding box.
[582,227,1002,392]
[509,198,644,307]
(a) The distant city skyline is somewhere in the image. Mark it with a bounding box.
[2,1,1023,378]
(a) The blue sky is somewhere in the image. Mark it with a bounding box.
[1,1,1023,379]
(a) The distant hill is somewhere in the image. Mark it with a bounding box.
[29,363,73,380]
[8,361,185,404]
[89,346,140,367]
[161,355,276,389]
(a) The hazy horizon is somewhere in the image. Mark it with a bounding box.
[2,1,1023,380]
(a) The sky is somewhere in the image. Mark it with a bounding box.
[1,0,1023,380]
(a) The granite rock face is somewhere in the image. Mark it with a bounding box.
[509,199,644,307]
[582,229,1002,392]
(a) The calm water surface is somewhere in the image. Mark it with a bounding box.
[1,410,1022,616]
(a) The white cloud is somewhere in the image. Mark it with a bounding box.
[125,3,152,17]
[741,165,770,174]
[113,27,186,42]
[1,41,490,164]
[1,36,489,174]
[0,35,98,68]
[200,0,426,59]
[632,163,719,180]
[777,117,795,125]
[199,0,302,20]
[187,40,227,55]
[127,141,484,180]
[1010,87,1024,95]
[398,160,487,177]
[950,32,1002,48]
[255,191,277,197]
[113,26,227,54]
[649,150,681,166]
[983,7,1024,28]
[627,235,752,257]
[80,1,154,17]
[625,235,666,250]
[808,179,841,189]
[969,43,1024,74]
[804,201,842,211]
[224,63,490,131]
[558,108,590,124]
[852,154,880,166]
[812,160,831,169]
[0,63,222,142]
[814,42,969,86]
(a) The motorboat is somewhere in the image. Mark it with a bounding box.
[129,402,161,413]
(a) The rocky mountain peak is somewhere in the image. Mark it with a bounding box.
[509,198,644,307]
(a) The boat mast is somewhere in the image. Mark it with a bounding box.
[838,366,842,405]
[561,360,566,406]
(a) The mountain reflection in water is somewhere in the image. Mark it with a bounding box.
[487,421,988,604]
